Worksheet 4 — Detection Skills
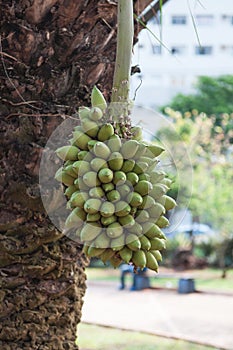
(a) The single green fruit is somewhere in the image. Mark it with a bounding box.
[138,195,155,209]
[126,172,139,186]
[121,140,139,159]
[91,86,107,111]
[157,195,166,206]
[101,215,117,226]
[73,130,92,150]
[161,178,173,187]
[127,192,143,207]
[98,123,114,142]
[83,171,101,187]
[106,222,123,238]
[80,223,102,242]
[84,198,102,214]
[135,209,150,223]
[117,184,132,198]
[93,231,110,249]
[93,142,111,159]
[87,140,99,152]
[119,246,133,264]
[64,164,78,178]
[164,195,177,210]
[150,171,166,183]
[132,250,146,269]
[121,159,135,173]
[134,180,153,196]
[107,190,121,203]
[102,182,115,192]
[139,235,151,250]
[143,223,166,239]
[69,191,88,208]
[72,160,90,176]
[138,173,150,181]
[81,119,99,138]
[126,234,141,251]
[150,184,167,200]
[118,215,135,228]
[145,251,159,272]
[133,162,148,175]
[87,246,105,258]
[113,171,127,185]
[65,185,78,198]
[56,145,79,161]
[61,172,75,186]
[147,203,165,220]
[111,234,125,251]
[128,222,143,236]
[78,150,89,161]
[108,134,122,152]
[108,152,124,171]
[131,126,143,141]
[86,213,101,222]
[79,106,91,120]
[151,250,163,262]
[115,201,131,217]
[147,144,165,157]
[90,106,103,121]
[90,158,107,172]
[134,142,147,159]
[64,207,86,230]
[89,187,105,199]
[100,201,115,217]
[98,168,114,184]
[156,215,169,228]
[150,237,166,250]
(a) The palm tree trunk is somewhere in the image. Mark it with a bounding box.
[0,0,150,348]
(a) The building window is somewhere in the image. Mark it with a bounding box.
[171,15,187,25]
[195,15,214,25]
[195,46,213,55]
[152,45,162,55]
[171,46,186,55]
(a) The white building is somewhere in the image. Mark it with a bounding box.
[131,0,233,109]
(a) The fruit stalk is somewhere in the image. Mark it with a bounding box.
[111,0,134,104]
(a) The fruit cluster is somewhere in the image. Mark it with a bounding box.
[55,88,176,272]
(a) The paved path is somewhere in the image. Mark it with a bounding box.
[82,281,233,350]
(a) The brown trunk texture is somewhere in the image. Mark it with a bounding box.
[0,0,149,349]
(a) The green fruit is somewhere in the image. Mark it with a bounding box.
[61,172,75,186]
[127,192,143,207]
[90,158,107,172]
[150,184,167,200]
[54,167,64,182]
[164,195,177,210]
[100,201,115,218]
[93,232,111,248]
[126,172,139,186]
[56,145,79,161]
[150,238,166,250]
[121,140,139,159]
[93,142,111,159]
[134,142,147,159]
[111,234,125,251]
[138,195,155,209]
[64,207,86,230]
[121,159,135,173]
[132,250,146,269]
[87,246,105,258]
[134,180,153,196]
[126,234,141,251]
[131,126,143,141]
[139,235,151,250]
[101,215,117,226]
[150,171,166,183]
[86,213,101,222]
[145,251,159,272]
[80,223,102,242]
[98,168,114,184]
[108,152,124,171]
[81,119,99,138]
[135,209,150,223]
[147,144,165,157]
[100,248,115,263]
[78,150,89,161]
[98,123,114,141]
[156,216,169,228]
[82,244,89,255]
[73,130,92,150]
[109,255,123,268]
[119,246,133,264]
[106,222,123,238]
[90,106,103,121]
[130,207,137,216]
[128,222,143,236]
[79,106,91,120]
[143,223,166,239]
[161,178,173,187]
[64,165,78,178]
[113,171,127,185]
[107,190,121,203]
[87,140,99,152]
[84,198,102,214]
[157,195,166,206]
[115,201,131,217]
[83,171,101,187]
[133,162,148,175]
[118,215,135,228]
[148,203,165,220]
[151,250,163,262]
[91,86,107,111]
[72,160,90,176]
[89,186,105,198]
[65,185,78,198]
[74,177,87,190]
[69,191,88,208]
[108,134,122,152]
[117,184,132,198]
[138,173,150,181]
[102,182,115,192]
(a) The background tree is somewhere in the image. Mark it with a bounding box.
[0,1,166,349]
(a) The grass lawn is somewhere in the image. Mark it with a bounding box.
[77,324,218,350]
[85,266,233,293]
